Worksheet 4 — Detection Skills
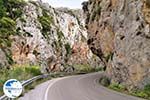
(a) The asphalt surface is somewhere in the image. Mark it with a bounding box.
[20,73,145,100]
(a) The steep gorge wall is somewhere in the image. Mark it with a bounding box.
[83,0,150,89]
[0,1,102,72]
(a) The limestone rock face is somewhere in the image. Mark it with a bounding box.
[83,0,150,89]
[0,49,9,69]
[9,1,101,73]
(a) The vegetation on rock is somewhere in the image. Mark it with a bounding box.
[99,76,150,99]
[0,64,41,96]
[38,16,52,32]
[0,0,26,67]
[38,8,53,39]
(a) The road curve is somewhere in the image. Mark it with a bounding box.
[20,73,144,100]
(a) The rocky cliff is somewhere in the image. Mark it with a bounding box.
[83,0,150,89]
[0,0,101,73]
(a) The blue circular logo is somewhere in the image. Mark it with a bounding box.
[3,79,23,98]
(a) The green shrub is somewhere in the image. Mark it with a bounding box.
[5,51,14,64]
[0,38,12,47]
[109,83,126,92]
[0,17,15,29]
[99,76,110,87]
[131,91,149,98]
[94,67,103,72]
[0,65,42,96]
[0,0,25,19]
[25,66,41,76]
[52,40,62,52]
[57,30,64,40]
[130,84,150,99]
[0,17,16,46]
[0,0,6,18]
[64,43,72,62]
[104,81,150,99]
[38,7,54,34]
[0,65,41,86]
[0,28,15,38]
[9,67,25,80]
[20,17,26,23]
[3,0,26,19]
[105,52,113,62]
[13,9,23,19]
[38,16,53,32]
[65,43,72,56]
[7,0,26,7]
[38,15,53,39]
[42,8,49,17]
[144,84,150,94]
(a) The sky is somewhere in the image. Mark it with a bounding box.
[35,0,88,9]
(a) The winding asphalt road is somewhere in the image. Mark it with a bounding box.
[20,73,144,100]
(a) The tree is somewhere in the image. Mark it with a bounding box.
[0,17,16,40]
[3,0,26,19]
[0,0,6,18]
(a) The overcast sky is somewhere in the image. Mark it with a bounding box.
[37,0,87,9]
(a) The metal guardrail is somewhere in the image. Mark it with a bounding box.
[0,74,49,100]
[0,95,7,100]
[0,72,86,100]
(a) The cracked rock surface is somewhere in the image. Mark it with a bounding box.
[83,0,150,89]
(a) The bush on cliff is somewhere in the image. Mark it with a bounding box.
[0,65,41,96]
